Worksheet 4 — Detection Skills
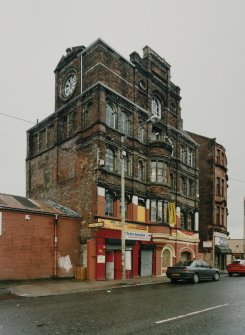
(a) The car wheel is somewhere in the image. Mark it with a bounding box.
[228,273,232,277]
[192,273,199,284]
[213,272,220,281]
[171,278,177,283]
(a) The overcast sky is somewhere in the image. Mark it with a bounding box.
[0,0,244,238]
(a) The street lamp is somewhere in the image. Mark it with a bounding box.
[120,114,159,280]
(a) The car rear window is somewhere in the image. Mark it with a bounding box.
[176,261,193,266]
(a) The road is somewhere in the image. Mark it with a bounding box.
[0,275,245,335]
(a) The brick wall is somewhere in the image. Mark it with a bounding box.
[0,210,80,280]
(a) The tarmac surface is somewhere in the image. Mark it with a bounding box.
[0,276,169,298]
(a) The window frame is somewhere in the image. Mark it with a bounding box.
[105,191,114,217]
[138,123,145,142]
[180,145,186,163]
[150,199,168,224]
[151,96,162,119]
[187,148,194,167]
[138,160,145,181]
[151,160,168,184]
[105,147,115,172]
[106,103,116,129]
[180,176,187,195]
[118,111,130,135]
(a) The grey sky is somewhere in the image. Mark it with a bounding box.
[0,0,244,238]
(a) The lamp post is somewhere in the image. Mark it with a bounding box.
[120,115,158,281]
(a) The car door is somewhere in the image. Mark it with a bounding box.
[194,261,204,279]
[200,260,213,279]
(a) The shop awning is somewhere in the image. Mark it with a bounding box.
[215,245,233,254]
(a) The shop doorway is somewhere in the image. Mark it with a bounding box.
[106,249,132,280]
[141,250,153,277]
[114,251,122,280]
[106,252,114,279]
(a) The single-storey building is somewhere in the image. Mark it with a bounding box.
[0,193,81,280]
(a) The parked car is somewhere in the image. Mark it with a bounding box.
[226,259,245,276]
[166,260,220,284]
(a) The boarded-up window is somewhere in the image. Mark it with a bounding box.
[138,199,145,222]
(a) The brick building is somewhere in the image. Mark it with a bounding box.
[26,39,199,280]
[227,239,244,262]
[0,193,81,280]
[187,133,230,270]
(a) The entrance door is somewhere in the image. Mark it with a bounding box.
[114,251,122,280]
[106,252,114,280]
[141,250,153,277]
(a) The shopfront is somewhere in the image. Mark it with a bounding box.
[214,233,232,270]
[91,219,153,280]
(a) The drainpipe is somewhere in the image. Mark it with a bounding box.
[54,214,59,279]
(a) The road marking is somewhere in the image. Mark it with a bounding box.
[155,304,229,324]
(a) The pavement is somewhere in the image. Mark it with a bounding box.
[0,276,170,298]
[0,272,229,298]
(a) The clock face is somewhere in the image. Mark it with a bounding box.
[64,74,76,97]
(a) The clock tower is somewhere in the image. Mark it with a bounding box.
[54,46,85,112]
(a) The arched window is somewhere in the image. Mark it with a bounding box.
[180,145,186,163]
[187,179,194,197]
[105,191,114,217]
[170,173,175,191]
[123,154,131,177]
[118,111,130,135]
[180,176,187,195]
[105,148,115,172]
[138,124,145,142]
[187,148,194,167]
[83,102,92,128]
[106,104,115,128]
[138,160,145,181]
[181,251,192,261]
[151,96,161,118]
[161,248,171,268]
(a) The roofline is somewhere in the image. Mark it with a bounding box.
[0,205,81,218]
[83,38,135,68]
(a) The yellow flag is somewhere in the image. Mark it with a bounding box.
[168,202,176,226]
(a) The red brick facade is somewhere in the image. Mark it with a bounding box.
[26,39,200,280]
[187,132,229,269]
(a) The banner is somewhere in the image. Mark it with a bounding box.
[125,231,151,241]
[168,202,176,227]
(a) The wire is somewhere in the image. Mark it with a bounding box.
[1,111,245,185]
[229,178,245,184]
[0,112,36,124]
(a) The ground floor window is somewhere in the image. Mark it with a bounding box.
[181,251,192,261]
[162,249,171,268]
